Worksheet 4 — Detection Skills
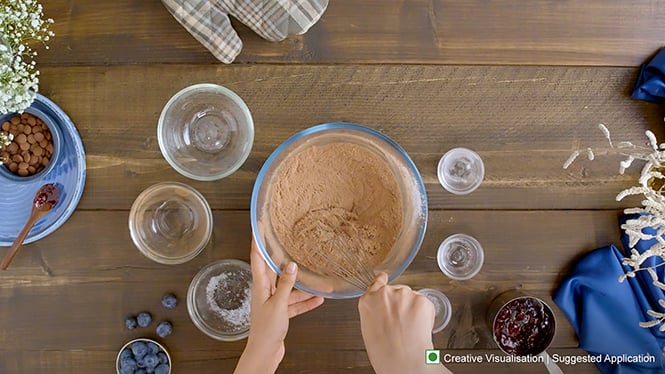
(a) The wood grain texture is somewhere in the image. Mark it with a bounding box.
[0,210,619,373]
[5,2,658,373]
[36,64,663,211]
[39,0,665,66]
[0,348,599,373]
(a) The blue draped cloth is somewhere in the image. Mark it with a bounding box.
[632,47,665,103]
[553,215,665,373]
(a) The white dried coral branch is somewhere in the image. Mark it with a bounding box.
[563,150,580,169]
[566,124,665,330]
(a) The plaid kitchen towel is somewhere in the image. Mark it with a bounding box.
[162,0,328,63]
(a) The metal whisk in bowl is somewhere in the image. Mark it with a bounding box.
[309,244,377,291]
[293,212,381,291]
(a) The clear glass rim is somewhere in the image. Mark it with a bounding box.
[157,83,255,181]
[128,182,213,265]
[437,147,485,195]
[250,122,428,298]
[186,259,251,341]
[418,288,453,333]
[437,233,485,280]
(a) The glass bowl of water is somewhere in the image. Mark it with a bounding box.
[158,84,254,181]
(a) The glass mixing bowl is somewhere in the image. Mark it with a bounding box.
[157,83,254,181]
[250,123,428,299]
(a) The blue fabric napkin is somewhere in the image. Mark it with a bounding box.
[553,215,665,373]
[632,47,665,103]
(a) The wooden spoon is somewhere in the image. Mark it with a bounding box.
[1,183,60,270]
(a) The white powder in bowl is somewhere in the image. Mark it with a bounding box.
[205,271,251,329]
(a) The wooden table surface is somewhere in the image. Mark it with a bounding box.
[2,1,665,373]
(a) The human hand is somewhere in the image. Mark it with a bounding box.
[234,239,325,374]
[358,273,452,374]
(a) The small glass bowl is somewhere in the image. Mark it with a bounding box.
[437,147,484,195]
[129,182,213,264]
[158,83,254,181]
[437,233,484,280]
[418,288,452,333]
[116,338,171,374]
[187,259,252,341]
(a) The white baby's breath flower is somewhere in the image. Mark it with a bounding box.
[0,0,53,114]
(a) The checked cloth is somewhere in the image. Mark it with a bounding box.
[161,0,328,63]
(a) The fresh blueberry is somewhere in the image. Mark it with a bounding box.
[120,366,135,374]
[146,368,155,374]
[143,354,159,368]
[131,341,149,359]
[136,312,152,328]
[125,316,138,330]
[136,357,146,368]
[161,294,177,310]
[157,352,168,364]
[155,363,170,374]
[156,321,172,338]
[147,342,159,355]
[120,357,137,371]
[120,348,133,360]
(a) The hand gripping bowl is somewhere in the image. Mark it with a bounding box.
[250,123,428,298]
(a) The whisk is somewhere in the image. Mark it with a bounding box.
[309,235,378,291]
[294,210,380,291]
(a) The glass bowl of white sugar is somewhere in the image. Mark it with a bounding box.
[187,259,252,341]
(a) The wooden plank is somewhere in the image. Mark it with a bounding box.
[0,348,600,373]
[39,0,665,66]
[37,64,662,211]
[0,209,624,358]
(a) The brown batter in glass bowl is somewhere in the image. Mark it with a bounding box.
[251,123,427,299]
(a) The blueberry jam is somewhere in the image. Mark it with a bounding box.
[493,297,554,355]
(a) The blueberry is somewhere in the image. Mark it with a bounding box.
[120,367,135,374]
[157,352,168,364]
[143,354,159,368]
[136,357,146,368]
[156,321,172,338]
[137,312,152,328]
[131,341,149,359]
[147,342,159,355]
[155,363,170,374]
[120,348,133,361]
[161,294,177,310]
[125,316,138,330]
[120,357,137,371]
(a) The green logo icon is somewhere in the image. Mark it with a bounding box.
[425,349,441,364]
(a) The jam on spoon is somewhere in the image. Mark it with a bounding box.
[1,183,60,270]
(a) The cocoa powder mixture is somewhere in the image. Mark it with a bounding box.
[270,142,403,275]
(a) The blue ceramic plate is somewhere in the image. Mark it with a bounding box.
[0,94,86,246]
